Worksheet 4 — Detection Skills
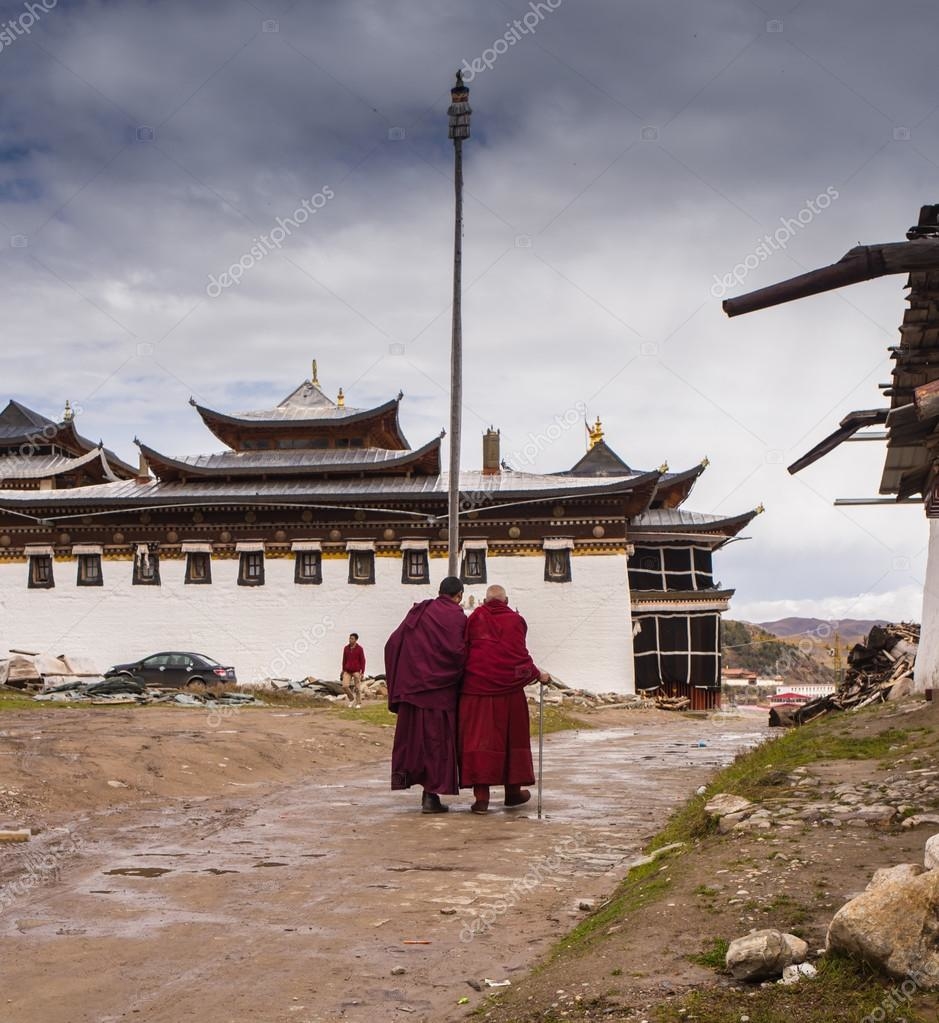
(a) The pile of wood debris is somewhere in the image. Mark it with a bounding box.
[785,622,919,726]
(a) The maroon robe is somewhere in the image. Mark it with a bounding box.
[385,595,467,794]
[459,601,540,788]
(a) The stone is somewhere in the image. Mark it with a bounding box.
[889,677,915,701]
[780,962,818,984]
[725,929,808,981]
[869,864,925,888]
[0,829,30,843]
[705,794,753,819]
[391,967,406,976]
[926,835,939,870]
[904,814,939,830]
[827,868,939,986]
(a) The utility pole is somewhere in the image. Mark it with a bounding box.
[447,71,471,577]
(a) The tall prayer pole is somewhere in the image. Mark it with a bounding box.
[447,71,471,577]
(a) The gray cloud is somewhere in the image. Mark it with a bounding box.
[0,0,934,620]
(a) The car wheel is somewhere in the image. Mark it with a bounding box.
[186,676,205,688]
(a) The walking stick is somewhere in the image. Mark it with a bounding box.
[537,678,545,819]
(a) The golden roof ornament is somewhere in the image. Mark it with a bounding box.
[587,416,604,449]
[337,387,345,409]
[700,455,710,468]
[658,460,669,473]
[62,399,74,423]
[311,359,319,387]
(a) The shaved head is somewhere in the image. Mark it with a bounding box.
[485,585,507,604]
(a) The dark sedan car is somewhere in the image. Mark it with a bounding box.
[106,652,237,688]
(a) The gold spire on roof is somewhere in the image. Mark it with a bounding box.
[337,387,345,409]
[658,460,669,473]
[311,359,319,387]
[700,455,710,468]
[62,399,74,423]
[756,503,766,515]
[587,416,604,449]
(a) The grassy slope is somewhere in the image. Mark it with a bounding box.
[481,707,936,1023]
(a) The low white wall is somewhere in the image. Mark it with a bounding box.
[0,552,635,694]
[915,518,939,693]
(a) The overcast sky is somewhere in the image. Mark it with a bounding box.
[0,0,934,623]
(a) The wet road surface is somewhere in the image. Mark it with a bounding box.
[0,716,765,1022]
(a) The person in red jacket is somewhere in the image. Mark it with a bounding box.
[341,633,366,707]
[459,584,550,814]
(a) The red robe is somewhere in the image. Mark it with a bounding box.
[385,595,467,793]
[459,601,540,787]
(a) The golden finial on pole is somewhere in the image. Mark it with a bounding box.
[62,399,74,423]
[587,416,604,449]
[337,387,345,408]
[311,359,319,387]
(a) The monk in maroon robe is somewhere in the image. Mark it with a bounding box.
[459,585,550,814]
[385,576,467,814]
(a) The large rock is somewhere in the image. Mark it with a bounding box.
[925,834,939,871]
[827,868,939,986]
[725,929,808,981]
[705,793,753,818]
[870,863,925,888]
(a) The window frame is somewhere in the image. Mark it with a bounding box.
[294,550,323,585]
[460,547,487,585]
[348,549,375,585]
[401,548,430,585]
[238,550,265,587]
[185,552,212,585]
[76,553,103,587]
[27,554,54,590]
[544,547,572,583]
[132,547,161,586]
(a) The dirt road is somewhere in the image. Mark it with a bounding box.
[0,711,763,1022]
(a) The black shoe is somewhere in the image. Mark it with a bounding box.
[421,792,449,814]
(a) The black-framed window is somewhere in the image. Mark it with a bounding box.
[402,548,429,584]
[629,545,714,592]
[185,552,212,585]
[461,548,487,584]
[238,551,265,586]
[28,555,54,589]
[348,550,375,585]
[295,550,322,584]
[544,548,572,583]
[133,548,161,586]
[633,611,721,690]
[77,553,102,587]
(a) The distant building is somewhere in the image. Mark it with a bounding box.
[0,367,759,702]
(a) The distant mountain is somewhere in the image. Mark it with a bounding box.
[756,617,889,640]
[723,620,836,685]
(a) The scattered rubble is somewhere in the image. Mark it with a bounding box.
[793,623,919,725]
[29,677,262,709]
[0,650,104,690]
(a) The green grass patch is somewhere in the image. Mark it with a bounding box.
[532,704,592,736]
[547,854,677,961]
[688,936,729,969]
[334,703,396,727]
[655,951,930,1023]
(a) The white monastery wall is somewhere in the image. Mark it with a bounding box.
[914,518,939,693]
[0,550,635,694]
